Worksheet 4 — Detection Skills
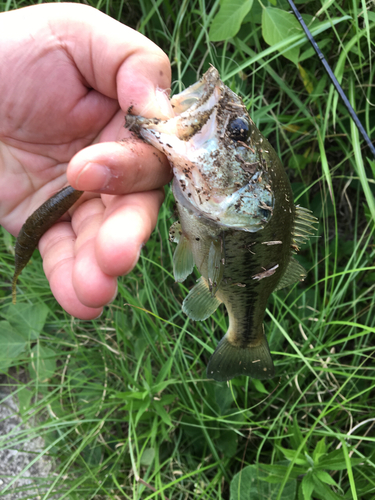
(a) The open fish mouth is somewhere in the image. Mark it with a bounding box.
[169,66,222,118]
[126,66,223,144]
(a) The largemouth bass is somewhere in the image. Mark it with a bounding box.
[126,67,317,381]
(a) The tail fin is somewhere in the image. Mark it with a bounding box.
[206,333,274,382]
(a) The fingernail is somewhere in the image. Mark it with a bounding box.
[155,89,174,118]
[76,163,111,191]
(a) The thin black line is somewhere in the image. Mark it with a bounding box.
[287,0,375,159]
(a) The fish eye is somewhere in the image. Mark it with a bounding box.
[227,118,251,142]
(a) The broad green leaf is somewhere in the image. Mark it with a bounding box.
[312,476,343,500]
[0,321,27,370]
[251,378,269,394]
[135,397,151,426]
[122,399,153,413]
[313,437,327,464]
[262,7,301,64]
[318,449,348,470]
[259,463,305,480]
[82,444,102,466]
[29,344,56,382]
[153,379,177,394]
[277,446,308,466]
[18,386,33,414]
[230,464,297,500]
[217,430,238,458]
[215,384,234,413]
[243,0,262,24]
[153,400,172,426]
[155,356,173,386]
[315,470,339,487]
[5,302,49,340]
[210,0,253,42]
[298,64,314,93]
[288,154,310,172]
[114,390,149,400]
[140,447,155,466]
[301,472,314,500]
[304,452,314,468]
[159,395,176,407]
[291,416,306,451]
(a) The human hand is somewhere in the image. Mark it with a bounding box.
[0,3,173,319]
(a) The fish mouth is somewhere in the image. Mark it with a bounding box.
[169,66,222,117]
[125,67,223,143]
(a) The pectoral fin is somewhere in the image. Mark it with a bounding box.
[169,221,182,244]
[170,222,194,282]
[207,331,274,381]
[182,276,222,321]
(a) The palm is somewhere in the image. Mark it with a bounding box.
[1,55,120,235]
[0,3,172,319]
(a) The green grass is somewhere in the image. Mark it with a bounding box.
[1,0,375,499]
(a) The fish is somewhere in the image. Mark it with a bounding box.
[125,66,317,382]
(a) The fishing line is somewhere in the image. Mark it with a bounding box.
[287,0,375,160]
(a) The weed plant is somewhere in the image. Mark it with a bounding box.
[0,0,374,499]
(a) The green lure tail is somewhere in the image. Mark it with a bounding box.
[12,186,83,303]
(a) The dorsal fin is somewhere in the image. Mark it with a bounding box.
[292,205,318,250]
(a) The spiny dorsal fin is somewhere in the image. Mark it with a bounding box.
[274,257,307,291]
[169,221,194,282]
[292,205,318,250]
[182,276,222,321]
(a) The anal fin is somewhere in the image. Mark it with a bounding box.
[274,257,307,291]
[207,331,274,381]
[182,277,222,321]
